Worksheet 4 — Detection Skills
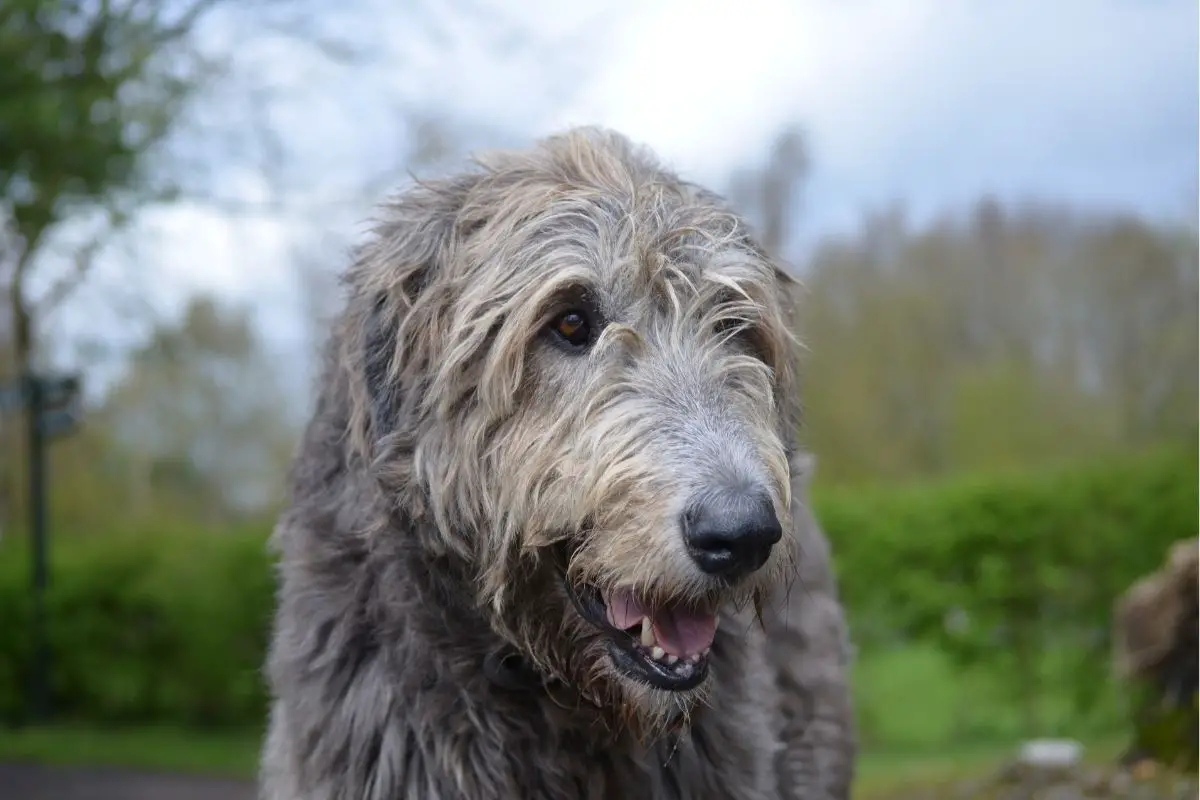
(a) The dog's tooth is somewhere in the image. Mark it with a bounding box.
[666,654,679,665]
[688,653,701,664]
[640,617,655,647]
[701,647,710,657]
[651,646,666,661]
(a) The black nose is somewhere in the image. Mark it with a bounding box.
[681,490,783,579]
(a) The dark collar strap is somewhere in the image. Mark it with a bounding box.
[484,647,609,715]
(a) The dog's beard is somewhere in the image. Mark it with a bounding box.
[604,662,710,743]
[568,620,714,744]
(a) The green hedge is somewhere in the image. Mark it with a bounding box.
[0,446,1194,734]
[0,525,275,727]
[818,444,1198,736]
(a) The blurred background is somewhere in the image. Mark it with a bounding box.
[0,0,1196,797]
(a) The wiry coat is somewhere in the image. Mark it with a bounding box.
[259,128,856,800]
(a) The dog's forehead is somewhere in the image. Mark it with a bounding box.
[457,129,791,322]
[602,243,771,313]
[527,185,777,311]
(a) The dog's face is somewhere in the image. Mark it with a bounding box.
[348,128,800,734]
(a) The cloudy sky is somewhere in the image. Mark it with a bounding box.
[42,0,1199,395]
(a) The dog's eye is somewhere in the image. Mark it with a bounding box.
[714,315,752,346]
[714,317,740,337]
[549,310,592,349]
[715,314,770,363]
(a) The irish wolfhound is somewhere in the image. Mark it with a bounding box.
[260,127,856,799]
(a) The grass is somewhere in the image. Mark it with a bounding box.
[0,722,1131,798]
[853,738,1127,799]
[850,643,1127,749]
[0,723,262,779]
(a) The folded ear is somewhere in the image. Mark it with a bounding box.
[340,173,485,457]
[360,293,405,438]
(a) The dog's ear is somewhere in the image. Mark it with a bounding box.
[361,293,404,437]
[343,173,486,453]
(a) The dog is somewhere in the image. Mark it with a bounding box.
[259,126,856,799]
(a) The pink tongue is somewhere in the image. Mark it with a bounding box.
[651,606,718,657]
[604,589,648,630]
[603,589,718,658]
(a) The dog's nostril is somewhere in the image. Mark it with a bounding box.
[681,490,782,579]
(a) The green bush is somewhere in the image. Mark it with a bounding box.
[0,445,1194,739]
[0,524,274,727]
[817,444,1198,739]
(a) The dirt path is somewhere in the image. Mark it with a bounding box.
[0,763,256,800]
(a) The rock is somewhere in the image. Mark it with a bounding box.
[1018,739,1086,769]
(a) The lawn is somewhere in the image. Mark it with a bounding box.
[0,722,1139,798]
[853,738,1131,799]
[0,723,263,779]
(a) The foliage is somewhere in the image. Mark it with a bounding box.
[819,444,1198,741]
[0,294,297,530]
[98,295,299,518]
[1,0,222,355]
[0,0,194,236]
[0,0,226,541]
[0,523,274,727]
[1126,687,1199,774]
[727,130,1197,485]
[798,201,1197,483]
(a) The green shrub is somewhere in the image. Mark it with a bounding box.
[816,444,1198,738]
[0,524,274,727]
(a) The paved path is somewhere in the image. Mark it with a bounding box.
[0,763,256,800]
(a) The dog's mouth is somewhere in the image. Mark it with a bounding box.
[565,579,715,692]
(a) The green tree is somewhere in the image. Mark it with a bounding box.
[0,0,231,534]
[0,0,228,370]
[796,200,1196,483]
[99,294,298,524]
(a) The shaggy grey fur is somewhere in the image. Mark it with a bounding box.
[259,127,856,800]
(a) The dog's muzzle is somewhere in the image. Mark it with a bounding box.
[565,577,716,692]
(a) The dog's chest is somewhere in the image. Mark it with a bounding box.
[510,703,780,800]
[624,718,780,800]
[478,629,783,799]
[414,686,782,800]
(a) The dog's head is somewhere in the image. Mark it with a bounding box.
[342,127,802,733]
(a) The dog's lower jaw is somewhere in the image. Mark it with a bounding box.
[604,636,710,692]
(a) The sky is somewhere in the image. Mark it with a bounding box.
[37,0,1200,398]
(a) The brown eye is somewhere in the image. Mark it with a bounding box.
[549,309,592,350]
[715,314,768,362]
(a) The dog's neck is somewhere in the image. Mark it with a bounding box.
[385,509,630,724]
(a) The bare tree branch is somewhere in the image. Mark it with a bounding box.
[35,207,134,318]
